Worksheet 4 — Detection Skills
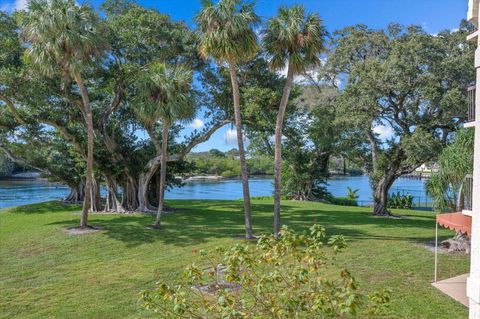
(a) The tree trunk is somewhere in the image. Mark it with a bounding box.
[122,173,139,211]
[442,232,470,253]
[154,120,169,228]
[228,62,253,239]
[373,174,396,216]
[274,65,295,236]
[75,74,94,228]
[138,164,159,212]
[105,176,125,213]
[90,177,101,212]
[63,179,85,203]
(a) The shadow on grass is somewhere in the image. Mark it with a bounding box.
[5,201,81,214]
[45,200,439,247]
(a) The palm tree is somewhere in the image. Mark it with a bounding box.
[135,62,194,228]
[23,0,107,228]
[196,0,259,239]
[347,187,359,201]
[263,5,327,236]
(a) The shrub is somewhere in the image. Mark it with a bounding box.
[250,195,273,200]
[387,192,414,209]
[346,187,359,201]
[329,196,359,206]
[139,225,390,318]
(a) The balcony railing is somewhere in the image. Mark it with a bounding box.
[468,84,476,123]
[463,174,473,212]
[467,25,479,42]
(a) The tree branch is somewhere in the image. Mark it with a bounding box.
[0,142,48,173]
[0,94,28,125]
[142,119,231,172]
[177,119,231,159]
[42,119,86,159]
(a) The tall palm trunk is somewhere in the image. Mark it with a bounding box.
[273,64,295,236]
[155,120,170,228]
[228,61,253,239]
[75,74,94,228]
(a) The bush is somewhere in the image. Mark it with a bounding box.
[347,187,359,201]
[250,195,273,200]
[220,170,238,178]
[139,225,391,318]
[387,192,414,209]
[329,196,358,207]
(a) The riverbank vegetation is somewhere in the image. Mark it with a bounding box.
[187,149,274,178]
[0,200,468,318]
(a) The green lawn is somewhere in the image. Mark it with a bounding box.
[0,200,469,318]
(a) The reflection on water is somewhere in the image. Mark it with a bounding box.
[0,175,431,210]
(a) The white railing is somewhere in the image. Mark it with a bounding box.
[463,174,473,215]
[468,84,476,123]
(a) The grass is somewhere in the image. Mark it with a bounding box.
[0,200,469,318]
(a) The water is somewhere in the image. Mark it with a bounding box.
[0,175,431,210]
[165,177,273,200]
[325,175,431,207]
[0,179,70,209]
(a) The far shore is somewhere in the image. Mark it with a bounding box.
[181,174,274,182]
[183,175,225,182]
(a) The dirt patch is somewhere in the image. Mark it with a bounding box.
[371,213,408,219]
[90,211,136,215]
[64,225,105,235]
[422,241,469,255]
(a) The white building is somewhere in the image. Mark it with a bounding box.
[438,1,480,317]
[432,2,480,317]
[467,2,480,318]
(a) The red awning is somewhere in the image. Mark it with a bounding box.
[436,213,472,236]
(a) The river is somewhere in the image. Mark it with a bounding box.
[0,175,431,210]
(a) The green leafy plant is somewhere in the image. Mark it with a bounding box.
[347,187,360,201]
[139,225,390,318]
[329,196,359,207]
[387,192,414,210]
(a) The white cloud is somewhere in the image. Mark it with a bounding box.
[225,129,238,145]
[277,65,314,84]
[15,0,27,10]
[189,118,204,129]
[276,58,328,86]
[373,125,394,140]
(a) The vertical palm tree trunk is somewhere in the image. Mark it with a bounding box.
[228,62,253,239]
[75,74,94,228]
[155,120,170,228]
[274,65,295,236]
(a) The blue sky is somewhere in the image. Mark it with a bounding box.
[1,0,468,151]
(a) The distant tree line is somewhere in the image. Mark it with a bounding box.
[188,149,274,178]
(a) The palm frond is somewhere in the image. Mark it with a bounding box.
[134,62,195,127]
[262,4,327,74]
[196,0,259,63]
[22,0,108,78]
